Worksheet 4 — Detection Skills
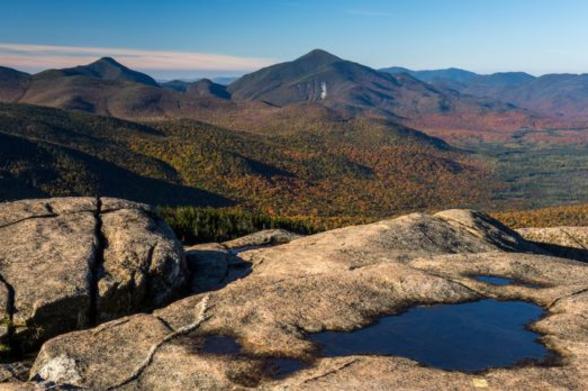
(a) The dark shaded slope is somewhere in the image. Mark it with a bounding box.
[0,131,232,206]
[0,104,232,206]
[0,66,30,101]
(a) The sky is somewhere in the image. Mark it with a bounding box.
[1,0,588,79]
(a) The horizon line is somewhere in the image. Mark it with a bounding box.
[0,42,586,78]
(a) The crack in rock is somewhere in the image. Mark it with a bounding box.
[300,358,359,385]
[106,295,210,390]
[0,213,59,230]
[88,196,106,327]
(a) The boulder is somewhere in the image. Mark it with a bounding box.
[0,197,186,353]
[26,209,588,389]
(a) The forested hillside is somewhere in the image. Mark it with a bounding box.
[0,103,494,216]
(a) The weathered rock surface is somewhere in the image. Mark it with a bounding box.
[222,229,301,250]
[518,226,588,261]
[184,229,297,293]
[185,243,232,293]
[237,210,540,278]
[26,209,588,389]
[0,197,186,352]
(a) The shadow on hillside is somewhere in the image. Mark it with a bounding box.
[529,241,588,263]
[0,131,235,207]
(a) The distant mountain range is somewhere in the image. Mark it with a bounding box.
[0,49,587,145]
[4,49,588,212]
[381,66,588,121]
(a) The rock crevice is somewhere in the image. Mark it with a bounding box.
[0,197,187,356]
[88,196,106,326]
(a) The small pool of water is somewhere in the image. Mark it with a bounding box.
[309,299,550,372]
[473,275,514,286]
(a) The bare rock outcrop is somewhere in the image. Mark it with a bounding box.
[237,210,539,278]
[0,197,186,353]
[184,243,232,293]
[222,228,301,250]
[25,209,588,389]
[184,229,300,293]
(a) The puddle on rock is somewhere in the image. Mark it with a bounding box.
[473,275,514,286]
[309,299,550,372]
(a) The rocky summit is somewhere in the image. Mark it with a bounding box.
[0,197,186,354]
[0,199,587,390]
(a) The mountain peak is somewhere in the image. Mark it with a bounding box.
[69,57,158,86]
[93,57,122,67]
[296,49,341,64]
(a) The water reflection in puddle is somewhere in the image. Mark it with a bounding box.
[309,299,550,372]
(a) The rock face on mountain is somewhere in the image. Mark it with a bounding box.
[23,208,588,390]
[0,197,186,353]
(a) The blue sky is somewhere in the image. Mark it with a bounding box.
[1,0,587,79]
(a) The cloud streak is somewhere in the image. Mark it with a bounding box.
[0,43,276,73]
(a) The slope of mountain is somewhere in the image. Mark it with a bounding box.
[381,66,588,122]
[0,103,494,216]
[381,67,533,92]
[160,79,189,92]
[212,76,239,85]
[461,72,535,95]
[380,67,478,90]
[0,66,30,101]
[497,73,588,120]
[227,49,551,142]
[162,78,230,99]
[49,57,159,86]
[0,103,231,206]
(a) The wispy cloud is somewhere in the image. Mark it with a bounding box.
[0,43,276,73]
[345,9,395,17]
